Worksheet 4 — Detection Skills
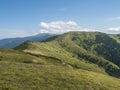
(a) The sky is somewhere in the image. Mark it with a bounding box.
[1,0,120,39]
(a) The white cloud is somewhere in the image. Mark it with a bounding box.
[0,29,35,39]
[108,17,120,21]
[40,22,50,29]
[107,27,120,31]
[39,21,97,34]
[0,21,99,39]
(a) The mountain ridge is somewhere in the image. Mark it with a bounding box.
[0,33,56,48]
[1,31,120,89]
[15,31,120,77]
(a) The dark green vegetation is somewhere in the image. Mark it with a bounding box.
[1,32,120,90]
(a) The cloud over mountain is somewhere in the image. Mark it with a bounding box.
[108,17,120,21]
[39,21,97,33]
[108,27,120,32]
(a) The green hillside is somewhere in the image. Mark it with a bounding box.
[17,32,120,77]
[1,31,120,90]
[1,61,120,90]
[0,49,51,65]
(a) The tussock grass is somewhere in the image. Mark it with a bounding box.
[0,61,120,90]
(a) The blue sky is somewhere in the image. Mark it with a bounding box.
[1,0,120,39]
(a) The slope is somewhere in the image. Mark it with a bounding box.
[15,31,120,77]
[1,31,120,90]
[0,49,52,64]
[1,61,120,90]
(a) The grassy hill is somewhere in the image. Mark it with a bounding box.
[1,61,120,90]
[1,31,120,89]
[16,32,120,77]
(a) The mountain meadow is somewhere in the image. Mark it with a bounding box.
[1,32,120,90]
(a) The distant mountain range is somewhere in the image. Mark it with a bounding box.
[0,33,56,48]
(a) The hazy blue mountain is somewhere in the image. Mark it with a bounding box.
[0,33,56,48]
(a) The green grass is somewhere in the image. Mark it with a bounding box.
[56,32,120,77]
[23,41,107,75]
[1,31,120,90]
[0,49,53,65]
[0,61,120,90]
[21,32,120,77]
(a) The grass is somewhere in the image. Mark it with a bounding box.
[0,61,120,90]
[0,49,52,65]
[1,31,120,90]
[21,32,120,77]
[24,41,107,75]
